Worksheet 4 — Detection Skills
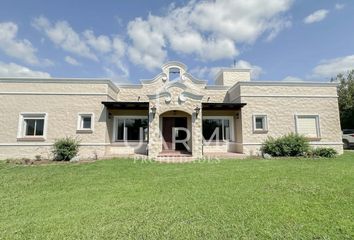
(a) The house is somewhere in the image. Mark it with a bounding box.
[0,61,343,160]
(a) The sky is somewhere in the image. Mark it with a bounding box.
[0,0,353,84]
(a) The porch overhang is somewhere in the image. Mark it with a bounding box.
[102,101,149,110]
[202,102,246,110]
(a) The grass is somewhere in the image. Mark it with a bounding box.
[0,152,354,239]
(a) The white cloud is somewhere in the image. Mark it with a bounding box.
[304,9,329,24]
[32,16,97,60]
[191,60,263,82]
[0,22,40,65]
[311,55,354,78]
[0,62,50,78]
[335,4,344,10]
[83,30,112,53]
[127,0,293,70]
[234,60,263,80]
[127,17,167,70]
[64,56,80,66]
[282,76,303,82]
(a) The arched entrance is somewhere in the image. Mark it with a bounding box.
[159,110,192,154]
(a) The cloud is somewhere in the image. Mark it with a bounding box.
[32,16,97,60]
[191,60,263,82]
[304,9,329,24]
[234,60,263,80]
[127,17,167,70]
[83,30,112,53]
[33,16,129,79]
[282,76,303,82]
[127,0,293,70]
[0,62,51,77]
[0,22,40,65]
[311,54,354,78]
[64,56,80,66]
[335,4,344,10]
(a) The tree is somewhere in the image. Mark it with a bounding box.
[332,70,354,129]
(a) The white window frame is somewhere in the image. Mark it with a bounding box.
[77,113,94,132]
[253,114,268,133]
[295,114,321,139]
[202,116,234,141]
[112,116,148,142]
[17,112,48,140]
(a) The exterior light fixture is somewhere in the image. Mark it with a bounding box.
[235,112,240,119]
[108,112,112,119]
[194,106,201,118]
[151,105,157,118]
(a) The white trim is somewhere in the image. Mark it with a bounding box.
[202,116,234,141]
[77,113,94,132]
[230,95,338,102]
[237,142,343,145]
[17,112,48,140]
[252,114,268,133]
[0,143,110,146]
[112,115,148,142]
[294,114,321,139]
[0,92,114,96]
[0,77,119,93]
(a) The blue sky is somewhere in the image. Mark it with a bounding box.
[0,0,353,84]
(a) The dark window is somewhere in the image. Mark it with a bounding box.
[255,117,264,129]
[82,116,92,129]
[116,118,148,141]
[203,119,230,141]
[24,119,44,136]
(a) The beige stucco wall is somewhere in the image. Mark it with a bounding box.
[0,79,116,160]
[0,64,343,160]
[237,83,343,155]
[215,70,251,86]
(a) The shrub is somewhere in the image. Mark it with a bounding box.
[308,147,337,158]
[52,137,80,161]
[261,133,310,157]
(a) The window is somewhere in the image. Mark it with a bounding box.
[253,115,268,132]
[114,116,148,141]
[202,117,233,141]
[169,67,181,81]
[77,113,94,131]
[18,113,47,139]
[295,115,320,139]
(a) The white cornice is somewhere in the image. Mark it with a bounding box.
[228,81,338,93]
[0,77,120,93]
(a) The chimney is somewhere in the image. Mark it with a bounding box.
[215,68,251,86]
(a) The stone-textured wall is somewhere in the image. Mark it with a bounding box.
[147,87,203,159]
[215,70,250,86]
[238,83,343,155]
[0,80,115,160]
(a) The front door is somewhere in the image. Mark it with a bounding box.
[162,117,188,151]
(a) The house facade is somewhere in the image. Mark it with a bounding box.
[0,61,343,160]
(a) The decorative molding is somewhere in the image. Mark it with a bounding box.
[183,73,207,85]
[161,61,187,71]
[140,73,167,84]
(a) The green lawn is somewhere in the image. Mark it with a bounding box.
[1,152,354,239]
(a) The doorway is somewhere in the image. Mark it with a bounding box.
[162,117,189,151]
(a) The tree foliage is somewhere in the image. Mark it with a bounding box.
[332,70,354,129]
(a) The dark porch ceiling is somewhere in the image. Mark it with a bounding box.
[102,101,149,110]
[202,103,246,110]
